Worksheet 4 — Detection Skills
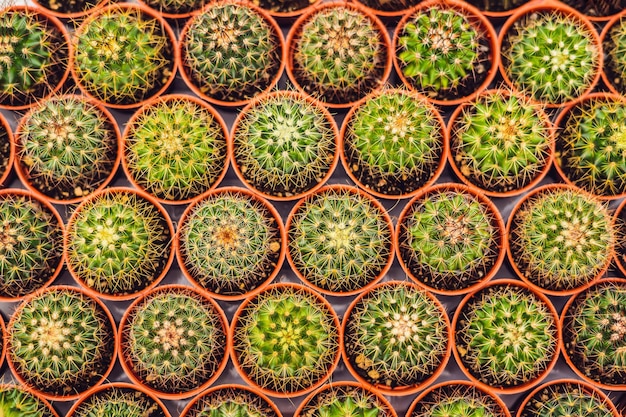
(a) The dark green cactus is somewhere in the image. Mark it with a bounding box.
[519,381,617,417]
[0,384,57,417]
[298,383,395,417]
[408,383,509,417]
[70,384,168,417]
[183,385,280,417]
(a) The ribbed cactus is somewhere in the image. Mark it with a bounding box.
[253,0,315,15]
[232,91,337,199]
[604,15,626,95]
[356,0,420,13]
[508,185,615,293]
[7,287,115,398]
[178,188,283,298]
[450,89,553,194]
[298,383,395,417]
[455,281,559,389]
[519,381,616,417]
[342,89,445,197]
[343,282,449,391]
[289,3,389,105]
[16,95,119,202]
[287,186,393,294]
[0,191,63,299]
[180,1,282,104]
[464,0,528,13]
[183,385,280,417]
[0,385,57,417]
[70,385,168,417]
[123,95,227,202]
[409,383,509,417]
[232,284,340,395]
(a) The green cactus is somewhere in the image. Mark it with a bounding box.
[343,282,449,391]
[455,281,559,389]
[180,1,282,104]
[232,91,337,199]
[70,385,168,417]
[464,0,529,13]
[16,95,119,202]
[232,284,340,395]
[408,383,509,417]
[178,188,283,298]
[519,381,616,417]
[396,185,503,293]
[183,385,280,417]
[355,0,420,13]
[290,3,389,105]
[299,383,395,417]
[0,7,68,108]
[561,0,626,18]
[252,0,315,15]
[0,385,57,417]
[500,9,601,105]
[342,89,445,197]
[72,5,175,107]
[603,15,626,95]
[450,89,553,194]
[287,186,393,294]
[0,191,63,299]
[65,188,173,298]
[34,0,106,16]
[123,95,227,202]
[508,185,615,293]
[0,116,10,184]
[7,286,116,398]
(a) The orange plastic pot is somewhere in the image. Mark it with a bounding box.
[0,112,14,188]
[31,0,109,19]
[0,384,60,417]
[67,383,171,417]
[180,384,284,417]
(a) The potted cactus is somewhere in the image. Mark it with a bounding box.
[286,185,394,296]
[294,382,397,417]
[0,113,13,188]
[178,1,284,107]
[448,89,554,196]
[601,10,626,97]
[181,384,282,417]
[340,88,448,199]
[0,384,58,417]
[342,281,451,395]
[286,2,392,108]
[67,383,170,417]
[393,0,499,106]
[122,94,228,204]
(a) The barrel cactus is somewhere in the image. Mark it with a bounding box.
[69,384,169,417]
[182,385,281,417]
[0,384,58,417]
[296,383,396,417]
[408,382,510,417]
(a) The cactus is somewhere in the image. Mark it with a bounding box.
[289,3,389,105]
[287,186,393,294]
[464,0,529,13]
[355,0,420,13]
[65,188,173,299]
[519,381,616,417]
[178,188,283,298]
[298,383,395,417]
[183,385,280,417]
[342,89,445,197]
[603,15,626,95]
[180,1,282,104]
[232,91,337,199]
[408,383,509,417]
[252,0,315,15]
[500,9,601,105]
[16,94,119,202]
[72,5,175,107]
[396,185,503,293]
[0,191,63,299]
[123,95,227,202]
[6,286,116,398]
[449,89,553,194]
[508,185,615,293]
[70,384,168,417]
[343,282,449,391]
[0,385,57,417]
[34,0,106,16]
[232,284,340,395]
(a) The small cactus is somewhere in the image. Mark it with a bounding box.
[182,385,281,417]
[603,15,626,95]
[252,0,316,15]
[123,95,228,203]
[408,382,509,417]
[519,381,617,417]
[464,0,528,13]
[70,384,169,417]
[297,383,396,417]
[0,384,57,417]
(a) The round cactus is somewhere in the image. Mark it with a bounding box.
[182,385,281,417]
[0,384,57,417]
[297,383,396,417]
[408,382,509,417]
[603,14,626,95]
[69,384,169,417]
[518,381,617,417]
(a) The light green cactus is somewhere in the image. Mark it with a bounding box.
[70,385,168,417]
[0,385,57,417]
[183,386,280,417]
[519,381,616,417]
[604,15,626,95]
[299,384,395,417]
[408,383,509,417]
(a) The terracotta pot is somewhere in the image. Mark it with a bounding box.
[0,112,14,188]
[31,0,109,19]
[0,383,59,417]
[601,9,626,97]
[180,384,283,417]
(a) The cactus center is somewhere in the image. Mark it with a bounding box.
[558,218,591,250]
[158,127,183,154]
[429,26,457,55]
[154,319,185,352]
[273,123,300,146]
[35,317,68,353]
[606,312,626,342]
[549,45,572,71]
[388,312,419,344]
[496,117,520,144]
[441,218,469,246]
[327,221,354,250]
[94,223,119,249]
[385,112,410,140]
[213,226,240,250]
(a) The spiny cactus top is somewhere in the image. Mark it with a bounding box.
[464,0,528,13]
[232,283,340,396]
[449,89,553,195]
[288,3,390,106]
[232,91,338,199]
[454,281,559,390]
[408,382,510,417]
[72,4,175,108]
[0,114,11,186]
[518,381,617,417]
[65,188,174,299]
[141,0,207,17]
[177,188,284,299]
[123,95,228,203]
[508,185,615,293]
[180,1,283,105]
[500,7,601,106]
[342,89,446,197]
[0,384,57,417]
[603,14,626,95]
[343,281,450,393]
[0,7,69,109]
[287,185,393,295]
[182,385,281,417]
[355,0,420,14]
[253,0,316,15]
[297,383,396,417]
[69,384,169,417]
[7,286,116,399]
[16,95,120,203]
[34,0,107,17]
[0,190,64,299]
[562,0,626,18]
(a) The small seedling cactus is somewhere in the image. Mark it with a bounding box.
[123,95,228,203]
[287,185,393,295]
[0,384,58,417]
[408,382,509,417]
[252,0,316,15]
[519,381,617,417]
[69,384,169,417]
[603,15,626,95]
[343,281,450,393]
[182,385,281,417]
[297,383,396,417]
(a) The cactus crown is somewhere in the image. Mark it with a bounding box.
[450,89,552,194]
[17,95,119,202]
[65,188,172,298]
[0,385,56,417]
[0,192,63,299]
[232,284,340,395]
[288,186,392,294]
[124,96,227,202]
[343,89,445,196]
[185,386,280,417]
[519,382,615,417]
[409,383,508,417]
[343,282,449,390]
[501,9,600,105]
[71,385,167,417]
[290,4,389,105]
[232,92,337,198]
[72,5,174,106]
[181,1,282,104]
[299,384,394,417]
[509,186,615,292]
[604,15,626,95]
[7,287,115,398]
